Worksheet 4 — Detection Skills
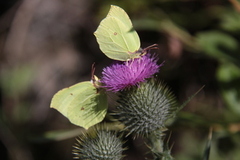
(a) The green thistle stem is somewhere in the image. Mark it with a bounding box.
[147,130,164,160]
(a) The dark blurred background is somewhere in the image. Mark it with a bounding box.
[1,0,240,160]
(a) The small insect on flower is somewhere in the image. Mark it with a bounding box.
[100,53,163,92]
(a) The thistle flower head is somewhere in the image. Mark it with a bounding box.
[73,128,124,160]
[114,78,177,137]
[101,54,162,92]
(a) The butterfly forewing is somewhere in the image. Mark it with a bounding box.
[108,5,133,30]
[94,5,141,61]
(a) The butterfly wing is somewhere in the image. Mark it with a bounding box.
[108,5,132,30]
[94,5,141,61]
[50,81,107,129]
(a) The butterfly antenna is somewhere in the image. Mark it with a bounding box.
[91,63,96,81]
[142,44,159,55]
[91,63,99,89]
[91,63,101,93]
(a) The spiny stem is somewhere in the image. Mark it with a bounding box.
[147,130,165,160]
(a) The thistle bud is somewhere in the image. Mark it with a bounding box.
[115,78,177,137]
[73,129,124,160]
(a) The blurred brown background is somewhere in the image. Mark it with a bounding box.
[1,0,240,160]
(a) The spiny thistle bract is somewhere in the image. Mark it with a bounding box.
[115,78,177,137]
[72,129,124,160]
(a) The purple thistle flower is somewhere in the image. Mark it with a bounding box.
[101,53,163,92]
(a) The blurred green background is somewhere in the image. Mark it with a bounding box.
[0,0,240,160]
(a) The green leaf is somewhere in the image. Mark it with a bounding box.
[30,128,83,142]
[217,63,240,114]
[203,128,212,160]
[50,81,108,129]
[220,10,240,32]
[196,31,238,62]
[0,65,33,96]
